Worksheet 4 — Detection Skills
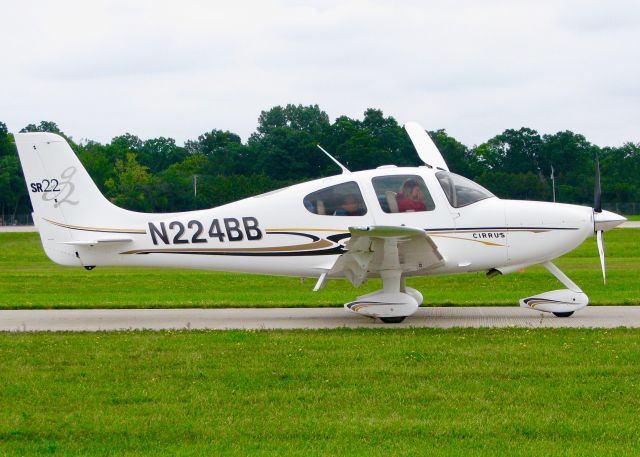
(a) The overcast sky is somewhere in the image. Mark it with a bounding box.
[1,0,639,147]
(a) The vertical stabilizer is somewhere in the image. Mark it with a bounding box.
[14,132,135,266]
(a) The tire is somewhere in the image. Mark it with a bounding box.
[380,316,407,324]
[553,311,574,318]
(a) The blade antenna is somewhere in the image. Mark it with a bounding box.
[317,145,350,174]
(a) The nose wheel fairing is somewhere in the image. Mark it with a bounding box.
[519,261,589,315]
[520,289,588,313]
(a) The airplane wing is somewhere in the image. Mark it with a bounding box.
[328,225,445,287]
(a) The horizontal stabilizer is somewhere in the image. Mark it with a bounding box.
[60,237,133,246]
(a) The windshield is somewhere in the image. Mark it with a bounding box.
[436,171,494,208]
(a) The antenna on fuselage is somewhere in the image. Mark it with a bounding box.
[317,144,351,174]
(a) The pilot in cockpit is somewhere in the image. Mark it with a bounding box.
[334,194,365,216]
[397,179,426,212]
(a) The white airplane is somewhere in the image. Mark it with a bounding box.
[14,122,626,323]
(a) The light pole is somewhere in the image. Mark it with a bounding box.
[193,175,198,198]
[550,165,556,202]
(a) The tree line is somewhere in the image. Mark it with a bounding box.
[1,105,639,220]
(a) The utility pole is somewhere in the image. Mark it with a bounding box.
[550,165,556,202]
[193,175,198,198]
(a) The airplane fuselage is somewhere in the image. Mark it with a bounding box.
[45,166,594,280]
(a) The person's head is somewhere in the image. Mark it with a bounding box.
[341,194,360,213]
[400,179,423,201]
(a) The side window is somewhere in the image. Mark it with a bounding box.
[303,181,367,216]
[371,175,435,213]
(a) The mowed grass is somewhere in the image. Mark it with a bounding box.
[1,328,640,456]
[0,229,638,309]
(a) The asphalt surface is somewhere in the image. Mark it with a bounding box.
[1,306,640,331]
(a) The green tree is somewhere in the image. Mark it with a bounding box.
[19,121,78,151]
[328,110,417,173]
[76,141,116,195]
[430,129,480,178]
[254,104,330,139]
[0,123,29,220]
[19,121,63,135]
[0,122,14,157]
[539,131,596,203]
[195,174,292,208]
[156,155,208,212]
[478,128,543,174]
[0,154,27,222]
[104,153,157,212]
[249,104,331,180]
[186,130,246,176]
[138,137,187,174]
[601,142,640,205]
[475,171,549,201]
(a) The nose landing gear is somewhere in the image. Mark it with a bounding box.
[520,262,588,317]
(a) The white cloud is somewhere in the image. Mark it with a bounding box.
[1,0,638,147]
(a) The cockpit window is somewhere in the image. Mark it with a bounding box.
[436,171,494,208]
[303,181,367,216]
[371,175,435,213]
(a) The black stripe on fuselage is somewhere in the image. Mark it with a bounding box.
[424,226,579,232]
[129,246,346,257]
[120,226,578,257]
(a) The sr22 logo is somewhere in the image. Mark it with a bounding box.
[29,167,79,207]
[149,217,262,245]
[30,179,60,193]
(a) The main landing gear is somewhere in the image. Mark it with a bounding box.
[345,270,423,324]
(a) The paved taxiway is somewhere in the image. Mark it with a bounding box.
[1,306,640,331]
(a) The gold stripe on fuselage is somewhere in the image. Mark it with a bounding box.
[121,238,334,255]
[44,218,147,234]
[429,234,504,247]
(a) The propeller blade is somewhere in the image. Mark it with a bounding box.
[596,230,606,284]
[594,154,602,213]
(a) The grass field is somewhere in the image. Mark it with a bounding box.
[1,229,639,308]
[1,328,639,456]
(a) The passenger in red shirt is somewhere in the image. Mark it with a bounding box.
[397,179,427,212]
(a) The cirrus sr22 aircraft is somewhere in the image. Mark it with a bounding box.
[15,122,626,323]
